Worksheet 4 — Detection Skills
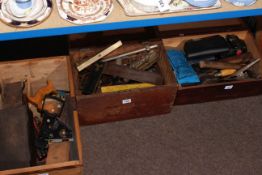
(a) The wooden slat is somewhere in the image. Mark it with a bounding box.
[77,41,123,71]
[0,56,69,94]
[46,142,70,165]
[0,161,81,175]
[29,167,83,175]
[73,111,83,164]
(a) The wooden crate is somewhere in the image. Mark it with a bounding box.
[162,30,262,104]
[69,36,177,125]
[0,56,83,175]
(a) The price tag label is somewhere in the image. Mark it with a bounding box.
[224,85,234,90]
[122,99,132,104]
[157,0,170,12]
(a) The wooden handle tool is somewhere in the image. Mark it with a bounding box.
[199,60,242,70]
[220,52,253,64]
[77,41,122,72]
[27,80,56,110]
[214,69,236,77]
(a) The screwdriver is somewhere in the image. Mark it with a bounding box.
[214,69,236,77]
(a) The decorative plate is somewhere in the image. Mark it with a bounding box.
[0,0,52,27]
[117,0,221,16]
[56,0,113,25]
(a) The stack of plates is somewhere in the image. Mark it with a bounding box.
[225,0,256,6]
[184,0,218,8]
[0,0,52,27]
[130,0,173,12]
[56,0,113,25]
[118,0,222,16]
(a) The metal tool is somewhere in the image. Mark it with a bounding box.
[35,109,73,160]
[102,44,158,62]
[225,58,260,80]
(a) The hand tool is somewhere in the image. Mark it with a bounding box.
[199,60,242,69]
[214,69,236,77]
[35,94,72,161]
[129,48,159,70]
[102,44,158,62]
[101,83,155,93]
[81,62,105,95]
[27,80,56,110]
[220,52,252,64]
[77,40,122,72]
[103,63,163,85]
[35,113,73,160]
[225,58,260,80]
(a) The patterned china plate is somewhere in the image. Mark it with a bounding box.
[56,0,113,25]
[0,0,52,27]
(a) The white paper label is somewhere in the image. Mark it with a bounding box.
[224,85,234,90]
[38,173,49,175]
[122,99,132,104]
[157,0,170,12]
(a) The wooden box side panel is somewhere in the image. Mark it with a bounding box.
[162,30,248,50]
[29,166,83,175]
[77,85,176,125]
[0,56,70,94]
[175,80,262,105]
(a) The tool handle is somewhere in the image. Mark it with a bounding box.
[220,52,253,64]
[199,60,242,70]
[27,80,56,110]
[215,69,236,77]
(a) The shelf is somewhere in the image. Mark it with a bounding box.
[0,0,261,41]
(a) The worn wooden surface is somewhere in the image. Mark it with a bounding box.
[0,57,82,175]
[77,85,176,125]
[46,142,70,165]
[0,105,33,171]
[256,17,262,55]
[0,56,69,94]
[175,80,262,105]
[29,166,83,175]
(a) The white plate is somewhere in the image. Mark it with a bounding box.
[118,0,221,16]
[56,0,113,25]
[130,0,173,12]
[0,0,52,27]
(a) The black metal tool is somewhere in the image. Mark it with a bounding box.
[34,94,73,161]
[81,62,105,95]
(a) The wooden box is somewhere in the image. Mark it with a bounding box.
[69,36,177,125]
[162,30,262,104]
[0,56,83,175]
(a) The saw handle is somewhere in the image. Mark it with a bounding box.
[27,80,56,110]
